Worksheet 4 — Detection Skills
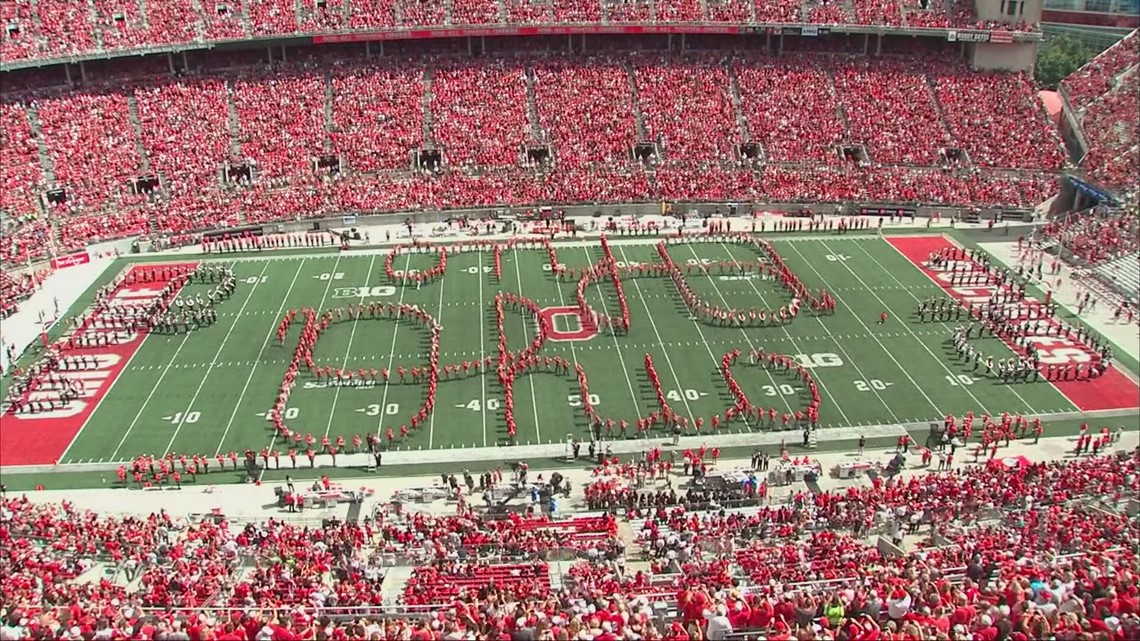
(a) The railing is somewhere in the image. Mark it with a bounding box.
[0,21,1043,72]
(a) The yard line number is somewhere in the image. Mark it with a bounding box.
[569,393,602,406]
[265,407,301,420]
[667,389,703,402]
[169,410,200,424]
[762,384,797,396]
[945,374,976,386]
[363,403,400,416]
[462,399,500,412]
[854,379,892,392]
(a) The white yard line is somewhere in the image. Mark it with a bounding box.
[648,245,763,427]
[512,248,543,445]
[552,251,585,405]
[61,264,197,463]
[475,249,488,447]
[826,239,1004,412]
[785,241,943,419]
[322,255,378,440]
[107,261,239,461]
[160,261,272,457]
[614,245,697,422]
[108,334,196,459]
[759,245,904,422]
[680,244,796,418]
[426,253,447,448]
[713,242,852,426]
[262,254,344,456]
[213,259,307,456]
[579,246,642,421]
[376,254,413,445]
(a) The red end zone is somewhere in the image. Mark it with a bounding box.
[888,236,1138,413]
[0,262,199,467]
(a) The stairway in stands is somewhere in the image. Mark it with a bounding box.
[187,0,208,40]
[826,68,852,137]
[625,61,650,141]
[422,65,435,147]
[322,70,336,154]
[1094,251,1140,300]
[726,58,751,143]
[126,95,153,174]
[224,80,244,159]
[925,76,956,140]
[25,104,56,187]
[523,65,545,143]
[86,0,103,52]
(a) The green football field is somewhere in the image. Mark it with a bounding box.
[40,233,1100,467]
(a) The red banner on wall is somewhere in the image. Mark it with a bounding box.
[51,251,91,270]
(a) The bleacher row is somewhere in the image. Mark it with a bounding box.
[1,52,1066,269]
[1060,29,1140,200]
[0,0,1036,64]
[1,440,1136,639]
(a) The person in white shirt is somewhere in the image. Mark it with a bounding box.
[0,615,24,641]
[704,604,732,641]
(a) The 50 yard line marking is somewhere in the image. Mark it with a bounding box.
[322,254,378,440]
[212,258,307,456]
[614,245,697,422]
[106,261,241,462]
[426,253,447,448]
[579,246,642,423]
[474,249,488,447]
[160,261,273,457]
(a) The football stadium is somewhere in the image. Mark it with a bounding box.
[1,3,1138,639]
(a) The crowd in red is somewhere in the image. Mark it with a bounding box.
[1,435,1136,640]
[1061,30,1139,198]
[0,0,1038,62]
[1040,210,1138,265]
[1,51,1066,271]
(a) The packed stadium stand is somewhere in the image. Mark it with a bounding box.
[0,447,1136,639]
[1,47,1070,271]
[0,0,1040,64]
[2,0,1140,636]
[1059,29,1139,202]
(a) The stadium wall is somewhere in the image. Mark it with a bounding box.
[970,41,1039,68]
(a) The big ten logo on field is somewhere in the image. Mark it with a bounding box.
[538,307,598,341]
[331,286,397,299]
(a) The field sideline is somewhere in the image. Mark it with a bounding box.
[2,233,1136,470]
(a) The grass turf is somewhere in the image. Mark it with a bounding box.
[36,234,1110,471]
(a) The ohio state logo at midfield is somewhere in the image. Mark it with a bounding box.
[538,306,598,341]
